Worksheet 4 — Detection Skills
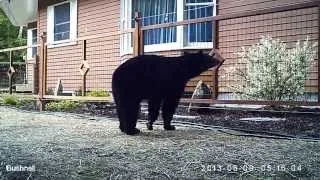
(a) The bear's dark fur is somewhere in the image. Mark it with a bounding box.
[112,50,220,135]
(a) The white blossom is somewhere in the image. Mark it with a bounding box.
[227,36,317,101]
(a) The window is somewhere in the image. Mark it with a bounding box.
[185,0,214,44]
[132,0,177,45]
[120,0,216,54]
[47,0,77,46]
[54,3,70,41]
[27,28,37,59]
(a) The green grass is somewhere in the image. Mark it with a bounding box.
[0,94,35,108]
[87,89,110,97]
[45,100,81,112]
[1,94,18,106]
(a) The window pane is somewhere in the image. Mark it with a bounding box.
[185,0,213,43]
[54,3,70,23]
[32,29,37,58]
[132,0,177,45]
[54,3,70,41]
[32,29,37,44]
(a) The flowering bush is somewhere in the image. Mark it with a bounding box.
[230,36,317,101]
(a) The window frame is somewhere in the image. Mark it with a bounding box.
[47,0,78,48]
[184,1,216,47]
[27,28,37,60]
[120,0,216,55]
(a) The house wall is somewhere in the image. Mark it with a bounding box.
[218,0,315,14]
[38,0,121,92]
[26,60,36,92]
[37,0,319,95]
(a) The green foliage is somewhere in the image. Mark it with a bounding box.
[87,89,110,97]
[0,9,27,49]
[227,36,317,101]
[45,100,81,112]
[0,94,32,107]
[0,9,27,62]
[1,94,18,106]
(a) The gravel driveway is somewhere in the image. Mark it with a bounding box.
[0,106,319,179]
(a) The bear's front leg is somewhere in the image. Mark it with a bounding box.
[161,97,180,130]
[146,99,161,130]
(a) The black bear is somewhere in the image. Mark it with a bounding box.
[112,49,224,135]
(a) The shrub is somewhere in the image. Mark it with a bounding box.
[45,100,81,112]
[227,36,317,101]
[1,94,18,106]
[0,94,35,108]
[87,89,110,97]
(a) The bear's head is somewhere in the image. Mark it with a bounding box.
[181,50,222,79]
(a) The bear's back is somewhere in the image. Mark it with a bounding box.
[112,55,185,95]
[114,55,180,80]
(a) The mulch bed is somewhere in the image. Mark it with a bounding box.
[71,102,320,139]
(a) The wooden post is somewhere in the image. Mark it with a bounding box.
[82,40,87,96]
[8,51,13,94]
[80,40,89,96]
[44,44,48,95]
[139,17,144,56]
[212,0,220,101]
[82,40,86,96]
[37,32,47,111]
[318,5,320,103]
[212,19,219,100]
[133,12,144,56]
[83,39,87,61]
[82,76,86,96]
[39,32,47,99]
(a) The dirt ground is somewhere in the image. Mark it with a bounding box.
[0,106,320,179]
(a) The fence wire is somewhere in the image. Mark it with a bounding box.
[0,1,318,106]
[0,49,33,94]
[44,32,121,96]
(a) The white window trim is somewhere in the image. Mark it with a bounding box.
[47,0,77,48]
[120,0,216,56]
[185,0,216,48]
[27,28,37,60]
[120,0,133,55]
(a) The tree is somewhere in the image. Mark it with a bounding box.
[228,36,317,101]
[0,9,26,49]
[0,9,27,62]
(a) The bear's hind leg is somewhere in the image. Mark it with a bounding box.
[117,106,127,133]
[161,97,180,130]
[122,100,141,135]
[112,92,125,132]
[147,98,161,130]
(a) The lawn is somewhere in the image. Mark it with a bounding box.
[0,106,319,179]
